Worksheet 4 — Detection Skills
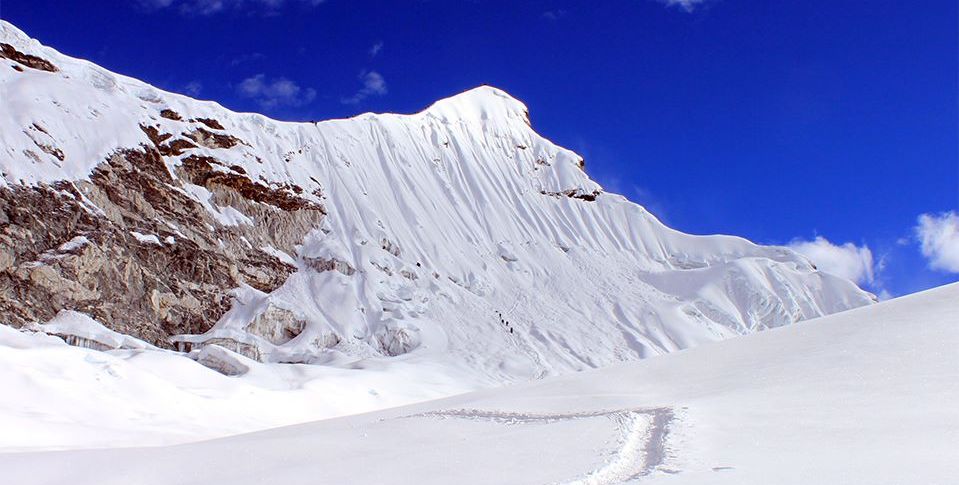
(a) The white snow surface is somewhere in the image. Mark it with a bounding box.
[0,322,475,451]
[130,231,163,245]
[34,310,157,350]
[0,20,884,450]
[3,283,956,484]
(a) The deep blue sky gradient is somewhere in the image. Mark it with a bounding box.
[2,0,957,295]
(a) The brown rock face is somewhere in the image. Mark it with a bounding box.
[193,118,225,130]
[0,139,324,348]
[180,155,324,213]
[540,188,601,202]
[184,127,244,150]
[0,43,58,72]
[160,109,183,121]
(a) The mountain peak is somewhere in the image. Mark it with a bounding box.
[421,85,530,124]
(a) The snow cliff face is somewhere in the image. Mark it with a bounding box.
[0,21,874,381]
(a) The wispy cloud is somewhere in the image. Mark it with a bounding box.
[138,0,324,16]
[229,52,265,67]
[542,10,567,21]
[654,0,708,13]
[341,71,387,105]
[236,74,316,109]
[183,80,203,97]
[916,211,959,273]
[138,0,175,8]
[369,41,384,58]
[789,236,876,285]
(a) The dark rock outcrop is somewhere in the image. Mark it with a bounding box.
[540,188,601,202]
[0,136,324,348]
[0,43,58,72]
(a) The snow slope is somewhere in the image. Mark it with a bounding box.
[4,283,954,485]
[0,321,476,450]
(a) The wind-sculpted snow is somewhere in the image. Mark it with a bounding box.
[0,18,876,437]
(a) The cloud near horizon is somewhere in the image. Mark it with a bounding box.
[138,0,324,16]
[788,236,876,285]
[656,0,708,12]
[542,10,567,21]
[182,80,203,97]
[916,211,959,273]
[341,71,387,105]
[236,74,316,109]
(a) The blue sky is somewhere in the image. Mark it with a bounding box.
[3,0,957,296]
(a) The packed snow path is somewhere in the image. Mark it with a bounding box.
[406,406,676,483]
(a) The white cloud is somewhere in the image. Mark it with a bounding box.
[341,71,387,105]
[139,0,324,15]
[655,0,708,12]
[369,42,384,58]
[139,0,175,7]
[182,80,203,97]
[542,10,567,21]
[236,74,316,109]
[789,236,875,285]
[229,52,265,67]
[916,211,959,273]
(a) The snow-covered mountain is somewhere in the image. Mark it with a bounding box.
[1,19,873,396]
[4,282,955,484]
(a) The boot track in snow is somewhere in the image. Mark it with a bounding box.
[403,406,676,483]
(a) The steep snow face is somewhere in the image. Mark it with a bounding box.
[0,20,873,386]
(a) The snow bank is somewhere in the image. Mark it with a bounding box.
[35,310,155,351]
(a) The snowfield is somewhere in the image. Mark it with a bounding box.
[0,317,479,450]
[3,283,956,484]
